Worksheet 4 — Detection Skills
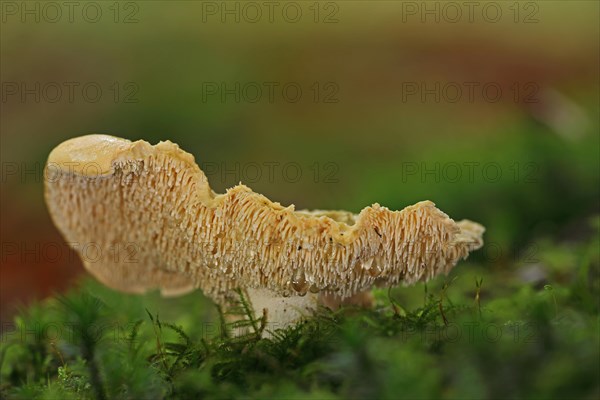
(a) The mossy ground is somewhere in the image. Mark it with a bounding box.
[1,219,598,400]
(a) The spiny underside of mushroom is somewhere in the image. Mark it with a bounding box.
[45,134,485,327]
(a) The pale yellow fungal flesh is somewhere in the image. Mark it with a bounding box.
[44,134,485,316]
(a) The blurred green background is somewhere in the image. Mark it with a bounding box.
[1,1,598,317]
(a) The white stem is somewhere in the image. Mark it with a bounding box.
[246,288,319,337]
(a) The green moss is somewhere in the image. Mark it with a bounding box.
[1,222,598,399]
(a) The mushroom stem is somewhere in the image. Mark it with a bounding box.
[245,288,319,336]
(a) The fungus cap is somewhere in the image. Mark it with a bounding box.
[45,134,485,325]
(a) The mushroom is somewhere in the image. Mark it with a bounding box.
[44,134,485,331]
